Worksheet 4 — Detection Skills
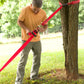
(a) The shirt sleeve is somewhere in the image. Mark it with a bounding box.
[18,8,26,21]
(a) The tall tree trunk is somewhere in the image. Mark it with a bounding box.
[59,0,70,78]
[59,0,79,79]
[67,0,79,79]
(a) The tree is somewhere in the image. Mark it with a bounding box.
[0,0,30,38]
[0,13,2,32]
[43,0,61,28]
[79,0,84,24]
[0,0,6,6]
[0,1,20,37]
[59,0,79,79]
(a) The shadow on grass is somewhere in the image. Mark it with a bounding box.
[79,74,84,79]
[24,69,84,84]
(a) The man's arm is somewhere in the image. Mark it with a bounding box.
[17,19,29,34]
[43,24,48,31]
[38,24,48,32]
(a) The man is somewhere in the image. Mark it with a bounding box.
[15,0,48,84]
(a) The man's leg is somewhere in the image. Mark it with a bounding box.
[30,41,41,80]
[15,41,32,84]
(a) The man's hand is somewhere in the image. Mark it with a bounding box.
[37,24,48,32]
[25,29,30,34]
[38,27,44,32]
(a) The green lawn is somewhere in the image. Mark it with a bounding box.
[0,49,84,84]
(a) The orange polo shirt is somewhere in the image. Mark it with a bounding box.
[18,5,47,42]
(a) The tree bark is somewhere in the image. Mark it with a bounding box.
[67,0,79,79]
[59,0,79,79]
[59,0,70,78]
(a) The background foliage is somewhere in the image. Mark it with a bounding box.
[0,0,84,38]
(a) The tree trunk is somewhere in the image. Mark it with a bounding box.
[59,0,79,79]
[67,0,79,79]
[59,0,70,78]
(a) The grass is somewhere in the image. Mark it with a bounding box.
[0,31,84,84]
[0,49,84,84]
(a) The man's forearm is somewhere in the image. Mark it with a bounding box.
[17,20,29,33]
[43,25,48,32]
[17,20,27,30]
[38,24,48,32]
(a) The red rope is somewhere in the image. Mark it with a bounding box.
[41,6,62,26]
[0,31,36,72]
[59,0,80,6]
[0,35,34,72]
[0,0,80,72]
[68,0,80,5]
